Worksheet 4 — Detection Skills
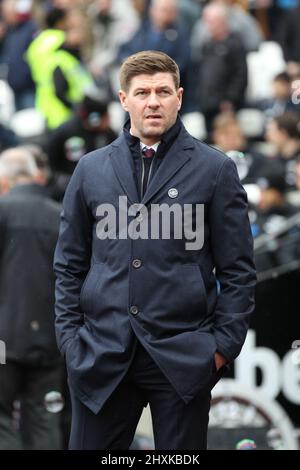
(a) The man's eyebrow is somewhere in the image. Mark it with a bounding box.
[133,87,149,92]
[133,86,173,92]
[157,86,173,92]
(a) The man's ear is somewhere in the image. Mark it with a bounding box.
[177,87,184,111]
[119,90,128,112]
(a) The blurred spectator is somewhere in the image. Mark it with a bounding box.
[250,0,273,40]
[212,111,267,183]
[250,71,300,119]
[256,165,292,213]
[191,3,248,133]
[253,164,300,272]
[131,0,151,21]
[65,7,94,62]
[25,8,94,129]
[0,0,37,110]
[117,0,191,104]
[0,147,63,449]
[23,142,70,201]
[278,5,300,77]
[191,0,263,55]
[45,91,117,175]
[265,111,300,190]
[177,0,202,33]
[89,0,140,89]
[88,0,144,96]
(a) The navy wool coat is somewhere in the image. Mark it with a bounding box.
[54,124,256,414]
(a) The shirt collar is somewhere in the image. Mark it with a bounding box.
[139,141,160,152]
[128,129,160,152]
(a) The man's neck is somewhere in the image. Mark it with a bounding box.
[129,129,160,149]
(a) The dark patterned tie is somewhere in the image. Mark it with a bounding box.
[141,147,155,197]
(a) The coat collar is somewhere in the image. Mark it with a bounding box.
[109,122,195,205]
[109,135,140,204]
[123,116,183,160]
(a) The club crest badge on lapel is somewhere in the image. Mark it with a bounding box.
[168,188,178,199]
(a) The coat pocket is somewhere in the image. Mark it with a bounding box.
[181,264,208,318]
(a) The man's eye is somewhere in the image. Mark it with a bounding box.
[160,90,170,95]
[136,91,146,96]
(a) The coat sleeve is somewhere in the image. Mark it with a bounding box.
[209,158,256,362]
[53,157,93,355]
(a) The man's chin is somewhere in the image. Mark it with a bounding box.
[143,123,166,137]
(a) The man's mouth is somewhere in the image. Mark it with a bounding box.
[146,114,162,120]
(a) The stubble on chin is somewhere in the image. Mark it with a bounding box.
[142,121,169,137]
[141,126,164,140]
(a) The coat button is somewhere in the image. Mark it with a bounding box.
[132,259,142,269]
[130,305,139,315]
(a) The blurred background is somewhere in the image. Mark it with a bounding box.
[0,0,300,451]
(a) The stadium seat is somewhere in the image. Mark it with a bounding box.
[10,108,45,137]
[246,41,286,101]
[237,108,266,138]
[182,112,207,140]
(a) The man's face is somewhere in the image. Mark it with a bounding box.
[213,123,245,153]
[203,9,228,41]
[119,72,183,145]
[272,80,290,101]
[2,0,18,25]
[258,188,281,212]
[150,0,177,30]
[65,10,87,48]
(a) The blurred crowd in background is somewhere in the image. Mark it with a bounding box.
[1,0,300,450]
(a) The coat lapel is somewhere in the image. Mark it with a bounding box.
[142,127,195,206]
[109,135,139,204]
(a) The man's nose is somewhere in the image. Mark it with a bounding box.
[147,92,160,108]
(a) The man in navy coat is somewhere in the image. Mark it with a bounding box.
[54,51,256,450]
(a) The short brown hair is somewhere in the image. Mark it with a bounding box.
[119,50,180,92]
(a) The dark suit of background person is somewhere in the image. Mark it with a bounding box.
[191,4,248,134]
[54,53,256,450]
[0,149,63,449]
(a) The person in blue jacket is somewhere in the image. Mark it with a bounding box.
[54,50,256,450]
